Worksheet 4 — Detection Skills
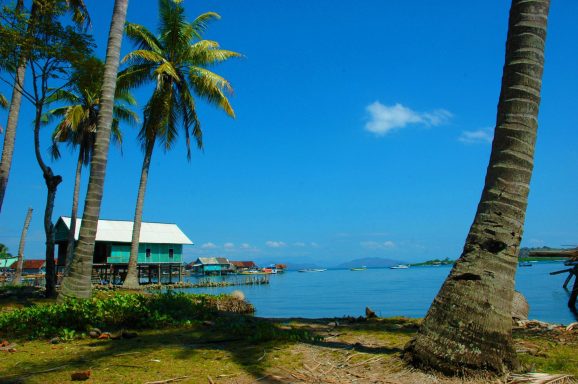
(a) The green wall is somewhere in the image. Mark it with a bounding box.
[108,243,182,264]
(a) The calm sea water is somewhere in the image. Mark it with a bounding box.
[179,262,577,325]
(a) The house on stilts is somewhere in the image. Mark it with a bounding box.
[55,216,193,285]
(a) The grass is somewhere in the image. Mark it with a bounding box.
[0,290,576,383]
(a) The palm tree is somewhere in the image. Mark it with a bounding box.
[46,58,137,273]
[58,0,130,301]
[120,0,240,288]
[0,0,90,214]
[12,207,33,284]
[404,0,550,375]
[0,93,7,134]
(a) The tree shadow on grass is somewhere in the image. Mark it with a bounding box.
[0,314,415,383]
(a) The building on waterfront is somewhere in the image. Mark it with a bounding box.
[189,257,234,275]
[230,260,257,272]
[8,259,50,275]
[54,216,193,284]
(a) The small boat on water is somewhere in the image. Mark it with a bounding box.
[298,268,327,272]
[390,264,409,269]
[350,266,367,271]
[519,262,533,267]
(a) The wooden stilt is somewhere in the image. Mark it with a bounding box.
[168,264,173,284]
[148,265,152,284]
[178,264,182,282]
[158,264,161,284]
[563,272,573,289]
[569,268,578,309]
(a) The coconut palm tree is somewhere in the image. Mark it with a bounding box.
[120,0,240,288]
[12,207,33,284]
[0,93,7,134]
[46,58,138,273]
[0,0,90,214]
[59,0,130,301]
[404,0,550,375]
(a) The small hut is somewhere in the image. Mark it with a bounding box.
[190,257,233,275]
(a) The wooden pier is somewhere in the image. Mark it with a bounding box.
[529,249,578,309]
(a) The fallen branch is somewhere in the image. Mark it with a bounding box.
[144,376,190,384]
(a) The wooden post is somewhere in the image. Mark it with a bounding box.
[178,264,182,283]
[569,267,578,309]
[168,264,173,284]
[158,263,161,284]
[148,265,152,284]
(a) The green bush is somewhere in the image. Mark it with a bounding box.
[0,292,217,339]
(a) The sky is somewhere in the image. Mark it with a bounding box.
[1,0,577,267]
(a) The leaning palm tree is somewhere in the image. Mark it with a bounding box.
[0,93,7,134]
[120,0,240,288]
[0,0,90,214]
[404,0,550,375]
[46,57,138,272]
[58,0,130,301]
[12,207,33,284]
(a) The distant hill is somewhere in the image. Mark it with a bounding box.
[285,262,325,271]
[335,257,405,269]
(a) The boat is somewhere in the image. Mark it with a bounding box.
[390,264,409,269]
[298,268,327,272]
[350,266,367,271]
[519,262,533,267]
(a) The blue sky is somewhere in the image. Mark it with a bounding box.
[1,0,577,266]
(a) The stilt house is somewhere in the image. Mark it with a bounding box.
[55,216,193,284]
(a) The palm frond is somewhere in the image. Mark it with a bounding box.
[188,40,242,66]
[122,49,165,65]
[65,0,92,29]
[113,105,139,126]
[125,22,162,53]
[188,12,220,40]
[45,89,80,105]
[188,67,235,117]
[117,64,154,91]
[154,61,180,82]
[0,93,8,108]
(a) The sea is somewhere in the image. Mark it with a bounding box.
[179,261,577,325]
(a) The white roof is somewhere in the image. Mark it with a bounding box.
[59,216,193,245]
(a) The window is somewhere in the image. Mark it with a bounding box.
[146,248,151,258]
[169,249,174,258]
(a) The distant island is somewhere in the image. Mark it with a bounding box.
[410,257,454,267]
[518,246,574,262]
[335,257,405,269]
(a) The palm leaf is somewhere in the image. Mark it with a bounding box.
[188,67,235,117]
[117,64,154,91]
[188,40,242,66]
[122,49,165,65]
[125,22,162,53]
[0,93,8,108]
[188,12,220,40]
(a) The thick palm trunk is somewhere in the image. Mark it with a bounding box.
[0,62,26,214]
[12,207,33,284]
[124,139,155,288]
[63,149,84,275]
[59,0,130,300]
[404,0,550,375]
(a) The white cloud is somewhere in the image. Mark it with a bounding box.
[365,101,452,136]
[361,240,396,250]
[458,128,493,144]
[293,242,306,247]
[240,243,252,249]
[201,242,217,249]
[223,242,235,249]
[266,241,287,248]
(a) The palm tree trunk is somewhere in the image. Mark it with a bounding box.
[0,61,26,214]
[63,149,84,275]
[12,207,33,284]
[124,138,155,288]
[404,0,550,375]
[0,0,31,214]
[58,0,130,301]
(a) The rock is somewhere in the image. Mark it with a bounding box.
[50,337,60,344]
[230,290,245,301]
[89,331,100,339]
[98,333,111,339]
[0,340,9,347]
[71,370,91,381]
[327,321,339,327]
[566,322,578,332]
[202,320,215,327]
[512,291,529,321]
[365,307,377,319]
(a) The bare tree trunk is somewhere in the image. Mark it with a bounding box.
[33,105,62,298]
[124,138,155,289]
[12,207,33,284]
[63,149,84,275]
[59,0,130,300]
[404,0,550,376]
